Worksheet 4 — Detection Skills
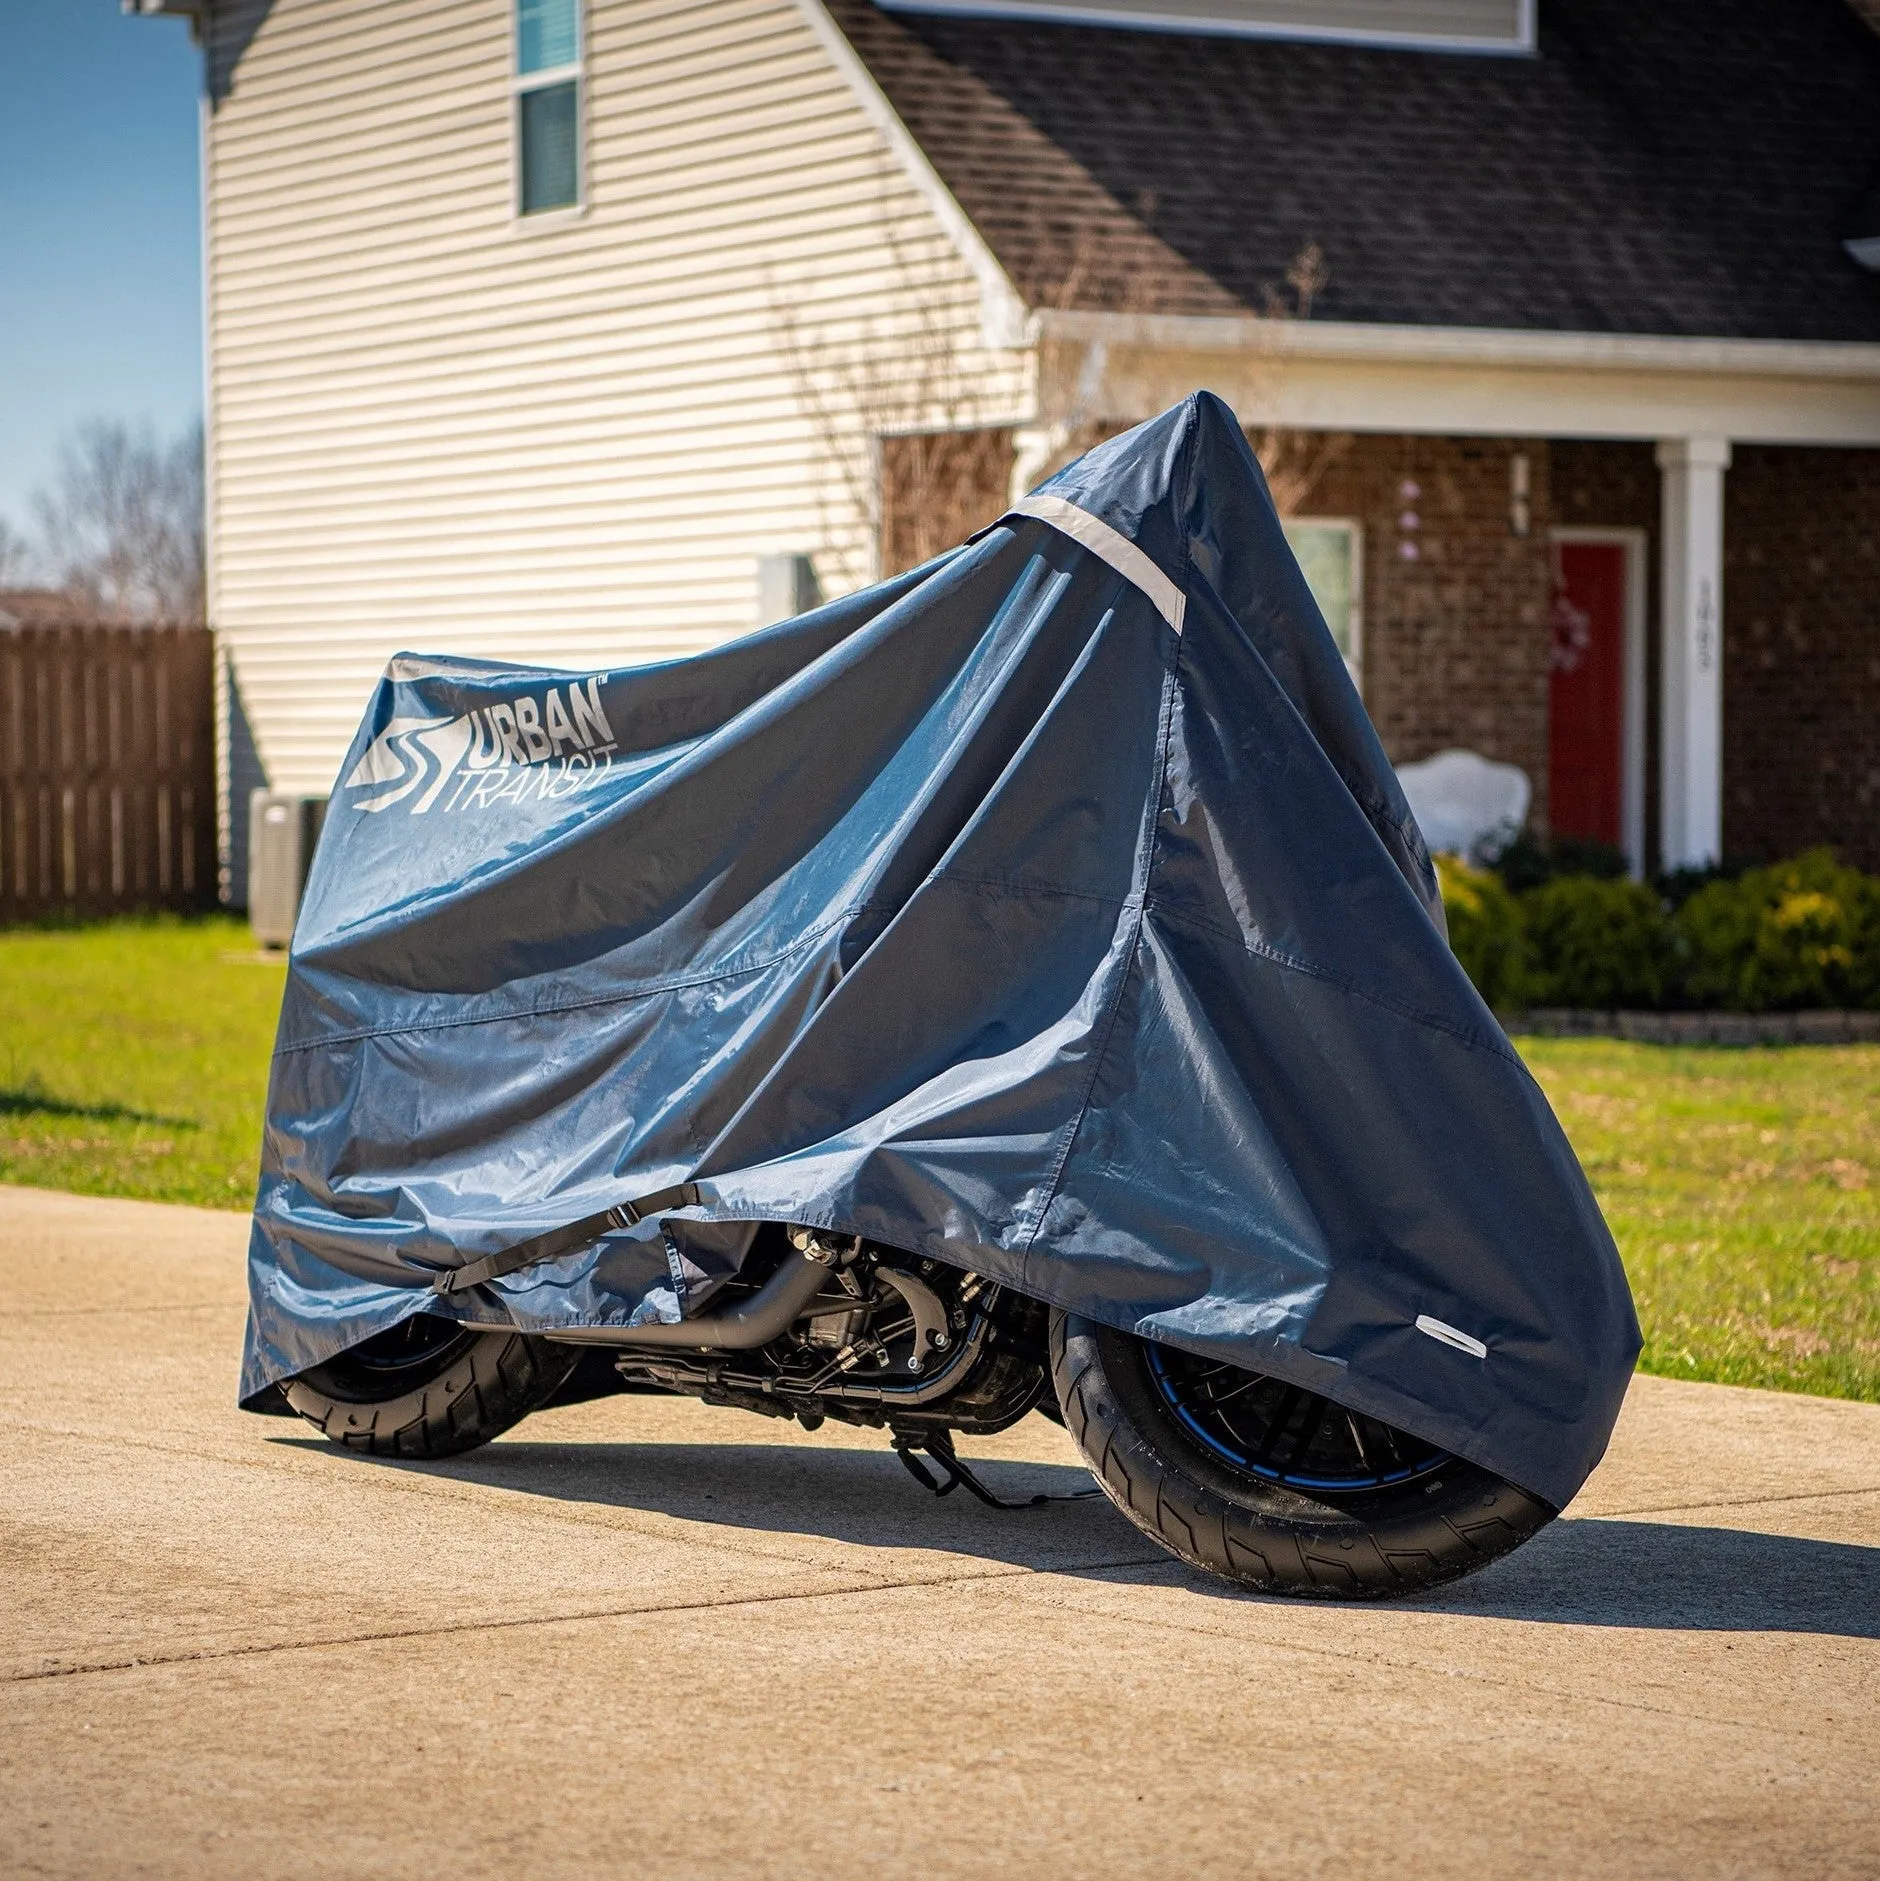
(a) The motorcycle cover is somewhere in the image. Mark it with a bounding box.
[242,393,1638,1511]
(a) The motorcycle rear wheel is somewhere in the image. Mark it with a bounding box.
[1050,1311,1553,1598]
[283,1313,578,1460]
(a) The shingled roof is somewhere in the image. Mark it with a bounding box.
[824,0,1880,341]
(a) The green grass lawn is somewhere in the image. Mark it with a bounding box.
[0,917,285,1210]
[1518,1036,1879,1403]
[1,918,1875,1403]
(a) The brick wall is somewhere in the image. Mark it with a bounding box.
[1724,444,1880,871]
[873,425,1880,872]
[1304,435,1557,829]
[1305,436,1880,871]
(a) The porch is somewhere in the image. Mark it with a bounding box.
[883,424,1880,876]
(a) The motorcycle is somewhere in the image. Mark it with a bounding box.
[280,1218,1553,1599]
[251,396,1630,1601]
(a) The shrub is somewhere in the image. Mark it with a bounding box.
[1654,857,1755,913]
[1438,846,1880,1013]
[1435,852,1526,1010]
[1674,849,1880,1011]
[1494,832,1629,893]
[1521,875,1673,1010]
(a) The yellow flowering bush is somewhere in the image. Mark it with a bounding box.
[1676,850,1880,1011]
[1434,851,1526,1011]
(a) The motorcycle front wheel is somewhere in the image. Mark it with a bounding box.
[1050,1311,1553,1598]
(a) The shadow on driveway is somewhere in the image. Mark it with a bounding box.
[279,1431,1880,1641]
[1414,1512,1880,1639]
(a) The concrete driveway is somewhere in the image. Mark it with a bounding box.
[2,1185,1876,1880]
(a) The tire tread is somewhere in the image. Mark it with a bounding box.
[1050,1311,1552,1600]
[284,1328,576,1460]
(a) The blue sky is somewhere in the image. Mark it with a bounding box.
[0,0,203,532]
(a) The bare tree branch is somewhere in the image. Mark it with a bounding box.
[770,187,996,588]
[0,516,34,588]
[1027,239,1347,516]
[772,203,1349,592]
[31,418,205,624]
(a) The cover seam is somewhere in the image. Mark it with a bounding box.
[273,912,865,1057]
[1144,898,1524,1068]
[275,874,1138,1058]
[1016,584,1187,1265]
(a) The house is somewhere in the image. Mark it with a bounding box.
[131,0,1880,896]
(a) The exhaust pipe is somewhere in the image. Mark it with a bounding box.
[609,1245,835,1351]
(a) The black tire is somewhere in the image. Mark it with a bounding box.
[282,1313,580,1460]
[1050,1311,1553,1598]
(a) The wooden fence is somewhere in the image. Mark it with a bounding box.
[0,623,216,923]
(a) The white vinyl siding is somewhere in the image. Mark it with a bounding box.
[203,0,1030,799]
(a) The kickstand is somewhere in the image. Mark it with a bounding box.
[891,1429,1101,1512]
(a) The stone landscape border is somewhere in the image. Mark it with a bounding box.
[1516,1009,1880,1045]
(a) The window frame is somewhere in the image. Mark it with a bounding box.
[512,0,585,221]
[1283,515,1364,692]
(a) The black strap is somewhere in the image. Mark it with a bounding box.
[431,1181,702,1297]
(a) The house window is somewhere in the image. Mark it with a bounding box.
[1284,518,1363,689]
[516,0,581,215]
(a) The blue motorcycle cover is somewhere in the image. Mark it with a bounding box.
[243,394,1638,1510]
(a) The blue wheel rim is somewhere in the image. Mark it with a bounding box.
[1146,1344,1449,1493]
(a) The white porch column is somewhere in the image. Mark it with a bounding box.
[1656,435,1731,868]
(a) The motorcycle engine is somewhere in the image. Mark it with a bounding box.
[610,1224,1047,1435]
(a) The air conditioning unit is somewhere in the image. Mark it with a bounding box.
[756,552,823,625]
[248,792,326,949]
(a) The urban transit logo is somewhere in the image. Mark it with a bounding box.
[344,677,618,815]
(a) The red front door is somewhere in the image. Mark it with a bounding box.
[1549,540,1627,849]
